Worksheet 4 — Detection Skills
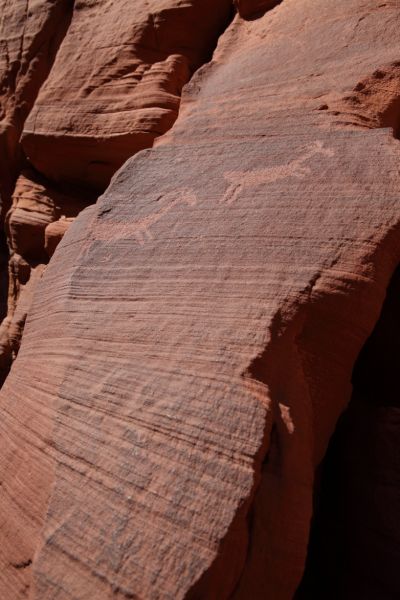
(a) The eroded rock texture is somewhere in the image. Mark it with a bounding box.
[0,171,90,378]
[21,0,233,190]
[0,0,72,201]
[0,0,74,347]
[1,1,400,599]
[0,0,233,380]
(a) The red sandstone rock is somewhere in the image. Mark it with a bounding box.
[0,0,73,338]
[45,217,75,258]
[0,0,73,344]
[0,1,400,600]
[0,172,89,376]
[7,262,45,358]
[21,0,233,190]
[0,0,233,378]
[7,171,86,260]
[234,0,280,18]
[298,263,400,599]
[8,173,59,260]
[0,0,72,202]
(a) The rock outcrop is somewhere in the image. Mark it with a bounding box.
[0,0,74,339]
[0,0,72,201]
[21,0,233,191]
[0,171,89,377]
[0,0,233,380]
[1,1,400,599]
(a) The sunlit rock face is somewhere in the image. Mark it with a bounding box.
[21,0,233,191]
[0,0,233,380]
[1,1,400,599]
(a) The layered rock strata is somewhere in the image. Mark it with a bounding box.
[0,1,400,600]
[0,0,233,380]
[21,0,233,190]
[0,0,73,201]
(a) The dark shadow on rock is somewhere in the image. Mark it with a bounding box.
[235,0,282,21]
[296,263,400,600]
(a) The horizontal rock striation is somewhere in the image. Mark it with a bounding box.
[0,171,90,379]
[1,1,400,599]
[21,0,233,191]
[0,0,234,381]
[0,0,74,342]
[0,0,73,202]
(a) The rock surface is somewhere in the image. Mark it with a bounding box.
[234,0,281,19]
[21,0,233,190]
[0,171,90,379]
[0,0,73,337]
[0,0,232,377]
[0,0,72,201]
[0,1,400,600]
[45,217,75,258]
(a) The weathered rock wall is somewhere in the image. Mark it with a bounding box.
[0,0,233,382]
[0,0,73,201]
[21,0,233,190]
[0,1,400,599]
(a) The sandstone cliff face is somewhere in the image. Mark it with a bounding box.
[0,1,400,599]
[0,0,74,351]
[0,0,73,200]
[21,0,233,190]
[0,0,233,382]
